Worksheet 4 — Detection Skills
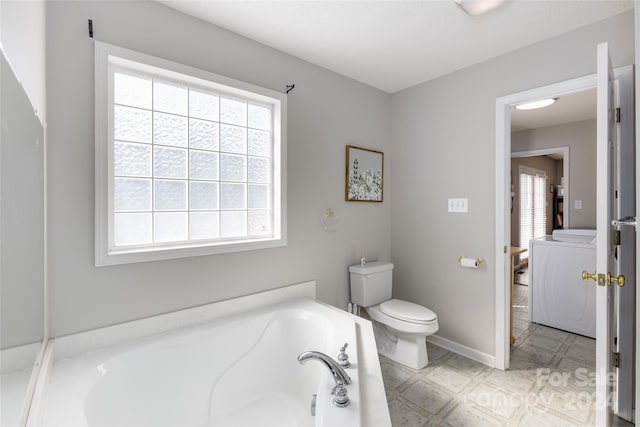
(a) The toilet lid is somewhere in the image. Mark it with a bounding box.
[379,299,437,323]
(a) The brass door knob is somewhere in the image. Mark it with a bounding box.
[608,273,625,287]
[582,271,597,283]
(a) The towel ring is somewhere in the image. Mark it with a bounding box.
[322,209,340,232]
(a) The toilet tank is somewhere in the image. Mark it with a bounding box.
[349,261,394,307]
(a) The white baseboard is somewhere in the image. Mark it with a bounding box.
[427,334,495,368]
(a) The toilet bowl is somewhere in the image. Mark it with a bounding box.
[349,262,439,369]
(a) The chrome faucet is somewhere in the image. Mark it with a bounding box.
[298,350,352,407]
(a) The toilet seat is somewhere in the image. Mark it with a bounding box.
[379,299,437,324]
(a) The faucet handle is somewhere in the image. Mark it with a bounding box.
[331,384,350,407]
[338,342,351,368]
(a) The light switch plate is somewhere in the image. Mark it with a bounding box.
[575,200,583,210]
[448,198,468,213]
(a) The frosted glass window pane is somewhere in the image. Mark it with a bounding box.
[154,81,188,115]
[154,146,187,179]
[248,104,271,131]
[114,106,152,143]
[154,180,187,210]
[190,212,220,240]
[220,154,246,182]
[154,113,187,147]
[189,119,219,151]
[248,157,271,183]
[114,213,152,246]
[189,151,218,180]
[248,184,270,209]
[190,181,218,210]
[220,183,246,210]
[220,97,246,126]
[114,73,152,109]
[154,212,188,243]
[114,178,151,212]
[248,129,271,157]
[220,124,247,154]
[248,211,271,235]
[220,211,247,237]
[189,90,219,121]
[114,141,151,177]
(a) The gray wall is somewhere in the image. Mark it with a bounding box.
[47,1,391,338]
[390,12,633,356]
[556,159,563,185]
[510,156,559,249]
[512,120,597,229]
[0,51,45,349]
[0,0,47,124]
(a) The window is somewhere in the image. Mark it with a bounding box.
[95,42,286,266]
[519,166,547,254]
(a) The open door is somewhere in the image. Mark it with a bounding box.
[584,42,620,426]
[613,64,635,422]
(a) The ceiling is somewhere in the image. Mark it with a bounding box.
[157,0,627,130]
[510,88,596,132]
[157,0,633,94]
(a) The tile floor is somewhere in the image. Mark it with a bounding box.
[381,283,633,426]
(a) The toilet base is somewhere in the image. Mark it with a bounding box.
[372,322,429,369]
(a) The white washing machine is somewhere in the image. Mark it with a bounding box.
[529,229,596,338]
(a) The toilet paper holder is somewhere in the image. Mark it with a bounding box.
[458,256,486,269]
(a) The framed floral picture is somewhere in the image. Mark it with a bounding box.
[345,145,384,202]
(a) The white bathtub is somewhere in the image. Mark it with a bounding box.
[31,287,388,427]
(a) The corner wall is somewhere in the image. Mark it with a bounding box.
[390,11,634,356]
[47,1,391,337]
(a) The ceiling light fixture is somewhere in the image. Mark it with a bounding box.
[454,0,507,16]
[515,98,557,111]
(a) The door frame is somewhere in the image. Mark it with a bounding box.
[496,66,636,421]
[495,73,596,370]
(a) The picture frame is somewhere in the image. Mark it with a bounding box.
[345,145,384,202]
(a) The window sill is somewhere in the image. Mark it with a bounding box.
[95,237,287,267]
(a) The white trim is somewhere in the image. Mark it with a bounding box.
[635,6,640,424]
[20,341,47,427]
[496,73,597,370]
[94,41,288,266]
[594,42,612,427]
[25,340,54,427]
[0,342,47,427]
[427,335,495,368]
[518,164,547,177]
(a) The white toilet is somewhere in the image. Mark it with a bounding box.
[349,261,438,369]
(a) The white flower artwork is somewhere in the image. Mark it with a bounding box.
[346,146,383,202]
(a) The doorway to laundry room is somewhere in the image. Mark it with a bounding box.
[508,91,601,424]
[495,58,636,425]
[509,88,594,320]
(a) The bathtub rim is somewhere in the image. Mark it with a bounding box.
[50,281,316,362]
[26,280,391,427]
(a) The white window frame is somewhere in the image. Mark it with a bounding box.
[95,41,287,266]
